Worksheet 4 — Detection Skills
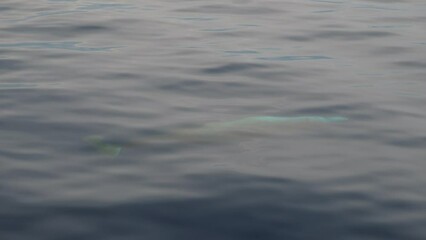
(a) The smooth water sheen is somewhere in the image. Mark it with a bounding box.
[1,0,425,239]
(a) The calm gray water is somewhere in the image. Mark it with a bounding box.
[1,0,426,239]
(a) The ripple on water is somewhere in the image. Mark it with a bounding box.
[285,30,397,42]
[1,0,425,239]
[0,171,424,240]
[200,63,268,74]
[0,41,118,51]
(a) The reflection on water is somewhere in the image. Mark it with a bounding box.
[7,2,134,23]
[1,0,425,239]
[0,82,63,90]
[0,41,118,51]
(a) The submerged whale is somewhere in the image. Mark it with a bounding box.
[85,115,347,157]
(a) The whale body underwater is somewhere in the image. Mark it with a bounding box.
[85,116,348,157]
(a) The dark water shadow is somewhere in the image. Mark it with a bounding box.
[0,172,423,240]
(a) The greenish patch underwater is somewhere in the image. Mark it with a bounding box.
[84,135,122,157]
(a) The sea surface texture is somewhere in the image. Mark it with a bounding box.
[1,0,425,239]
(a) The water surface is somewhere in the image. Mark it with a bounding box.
[1,0,425,239]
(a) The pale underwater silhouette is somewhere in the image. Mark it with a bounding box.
[84,116,347,157]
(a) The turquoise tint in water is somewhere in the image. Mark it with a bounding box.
[235,116,347,123]
[0,0,425,239]
[258,56,333,61]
